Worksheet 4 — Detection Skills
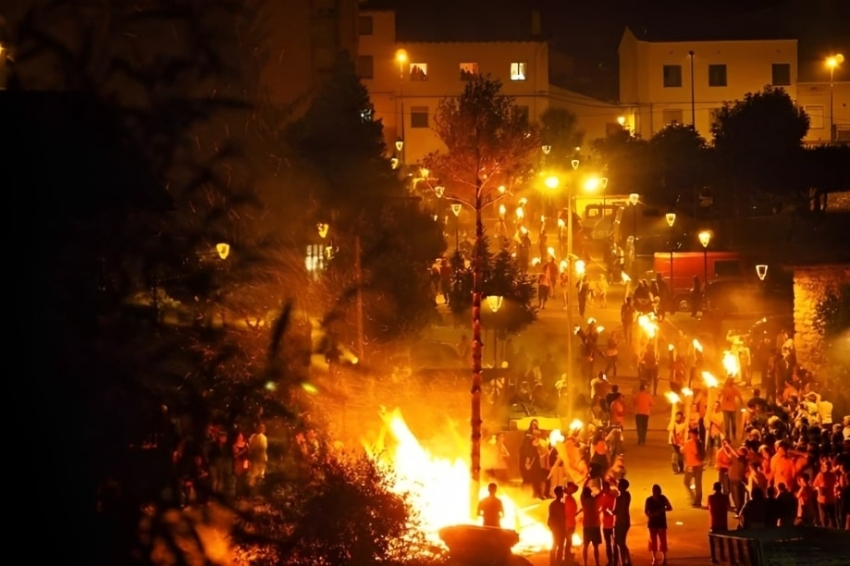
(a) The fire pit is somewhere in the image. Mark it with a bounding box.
[439,524,520,566]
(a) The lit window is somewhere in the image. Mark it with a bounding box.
[411,106,429,128]
[510,62,526,81]
[409,63,428,81]
[460,62,479,80]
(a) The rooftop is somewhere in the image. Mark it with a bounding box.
[626,10,796,43]
[361,0,540,43]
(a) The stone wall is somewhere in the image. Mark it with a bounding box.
[793,265,850,377]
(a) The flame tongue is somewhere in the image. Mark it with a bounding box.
[377,409,551,554]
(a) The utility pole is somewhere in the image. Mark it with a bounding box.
[689,51,696,128]
[354,236,364,362]
[470,178,484,518]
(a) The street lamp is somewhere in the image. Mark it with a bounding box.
[317,223,330,239]
[617,116,626,127]
[544,175,560,190]
[487,295,504,367]
[434,185,445,198]
[395,49,408,163]
[666,212,677,314]
[756,264,768,281]
[826,54,844,141]
[583,176,601,192]
[698,230,711,284]
[628,193,639,274]
[541,144,552,155]
[215,242,231,260]
[451,203,462,252]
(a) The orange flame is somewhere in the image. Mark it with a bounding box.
[375,409,551,553]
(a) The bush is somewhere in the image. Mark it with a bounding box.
[235,451,442,566]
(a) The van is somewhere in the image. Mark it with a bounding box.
[652,251,747,311]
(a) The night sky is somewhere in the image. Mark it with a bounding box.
[384,0,850,99]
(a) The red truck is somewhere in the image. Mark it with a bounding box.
[651,251,748,312]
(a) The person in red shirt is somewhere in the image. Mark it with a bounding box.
[581,485,602,566]
[708,482,729,564]
[564,482,580,564]
[599,481,618,566]
[813,458,837,528]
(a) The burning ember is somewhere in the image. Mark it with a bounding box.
[374,409,551,554]
[638,314,657,338]
[702,371,719,388]
[693,339,703,353]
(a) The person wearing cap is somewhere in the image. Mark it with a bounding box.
[548,485,567,565]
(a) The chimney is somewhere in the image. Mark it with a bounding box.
[531,9,541,37]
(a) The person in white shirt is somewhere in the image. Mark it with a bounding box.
[817,398,834,427]
[248,424,268,487]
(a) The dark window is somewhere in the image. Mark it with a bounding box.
[516,105,529,126]
[663,65,682,87]
[356,55,373,79]
[772,63,791,86]
[358,16,373,35]
[411,106,429,128]
[708,64,727,87]
[714,260,742,278]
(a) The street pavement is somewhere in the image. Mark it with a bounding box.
[427,276,737,566]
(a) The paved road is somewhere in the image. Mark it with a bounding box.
[428,277,737,565]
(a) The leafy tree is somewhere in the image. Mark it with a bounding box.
[540,107,584,161]
[801,144,850,213]
[423,75,540,198]
[448,238,536,336]
[592,129,652,198]
[287,56,444,348]
[649,124,708,205]
[711,86,809,202]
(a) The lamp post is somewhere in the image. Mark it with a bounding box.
[567,158,581,417]
[688,51,696,128]
[756,264,768,281]
[451,203,462,252]
[629,193,639,275]
[666,212,677,313]
[395,49,408,163]
[698,230,711,285]
[826,54,844,142]
[486,295,503,367]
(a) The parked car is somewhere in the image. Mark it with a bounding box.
[703,279,793,319]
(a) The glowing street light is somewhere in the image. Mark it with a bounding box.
[756,264,768,281]
[434,185,445,198]
[826,54,844,141]
[583,176,601,192]
[544,175,560,189]
[451,204,462,252]
[215,242,231,260]
[617,116,626,126]
[451,203,462,217]
[665,212,677,228]
[391,157,399,169]
[698,230,711,284]
[317,223,330,239]
[628,193,639,206]
[570,159,580,170]
[666,212,677,308]
[541,144,552,155]
[486,295,504,313]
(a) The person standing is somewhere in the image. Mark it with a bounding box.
[707,482,729,564]
[813,458,838,528]
[248,423,268,489]
[683,428,705,508]
[599,482,618,566]
[581,486,602,566]
[645,484,673,565]
[548,486,567,566]
[668,411,686,474]
[477,483,505,528]
[613,478,632,566]
[621,297,635,346]
[577,276,590,318]
[634,383,653,446]
[720,378,743,441]
[565,482,580,564]
[538,270,552,310]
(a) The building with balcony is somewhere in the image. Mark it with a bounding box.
[357,5,627,165]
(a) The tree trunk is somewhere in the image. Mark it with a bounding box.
[470,179,483,517]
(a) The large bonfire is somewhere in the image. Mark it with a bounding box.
[371,407,552,554]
